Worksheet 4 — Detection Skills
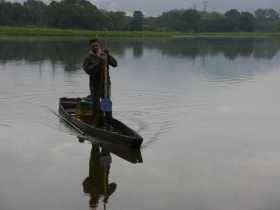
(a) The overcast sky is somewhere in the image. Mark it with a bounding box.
[87,0,280,16]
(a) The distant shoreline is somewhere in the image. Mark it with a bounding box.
[0,26,280,39]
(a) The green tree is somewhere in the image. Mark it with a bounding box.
[157,10,185,31]
[130,10,144,31]
[255,8,279,21]
[199,12,228,32]
[239,12,255,31]
[105,11,129,30]
[44,0,109,29]
[254,8,279,32]
[225,9,240,31]
[267,9,279,20]
[181,9,201,32]
[23,0,47,25]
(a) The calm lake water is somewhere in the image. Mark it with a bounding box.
[1,37,280,210]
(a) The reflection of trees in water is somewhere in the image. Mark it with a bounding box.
[253,41,279,59]
[132,41,143,58]
[106,38,280,61]
[150,38,280,60]
[0,38,279,70]
[0,39,87,72]
[0,39,83,62]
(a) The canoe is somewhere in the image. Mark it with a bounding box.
[59,97,143,149]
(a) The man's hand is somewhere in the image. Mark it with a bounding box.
[94,53,107,65]
[103,49,110,55]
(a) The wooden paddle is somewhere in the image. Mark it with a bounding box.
[100,54,112,113]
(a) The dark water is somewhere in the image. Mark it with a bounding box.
[1,37,280,210]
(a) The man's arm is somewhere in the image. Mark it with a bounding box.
[108,55,117,68]
[82,56,100,75]
[104,50,117,68]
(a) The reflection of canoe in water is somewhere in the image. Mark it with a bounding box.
[78,135,143,164]
[59,97,143,149]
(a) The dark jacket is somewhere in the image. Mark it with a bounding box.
[82,53,117,95]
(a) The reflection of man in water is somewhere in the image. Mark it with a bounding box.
[83,144,117,209]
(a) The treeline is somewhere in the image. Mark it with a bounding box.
[0,0,280,32]
[155,9,280,32]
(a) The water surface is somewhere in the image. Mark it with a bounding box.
[1,37,280,210]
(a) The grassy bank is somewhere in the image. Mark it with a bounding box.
[1,26,280,38]
[0,26,181,38]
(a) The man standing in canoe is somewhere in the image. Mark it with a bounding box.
[82,38,117,125]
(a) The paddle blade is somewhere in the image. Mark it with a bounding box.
[101,97,112,112]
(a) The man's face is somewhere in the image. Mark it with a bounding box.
[90,41,101,54]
